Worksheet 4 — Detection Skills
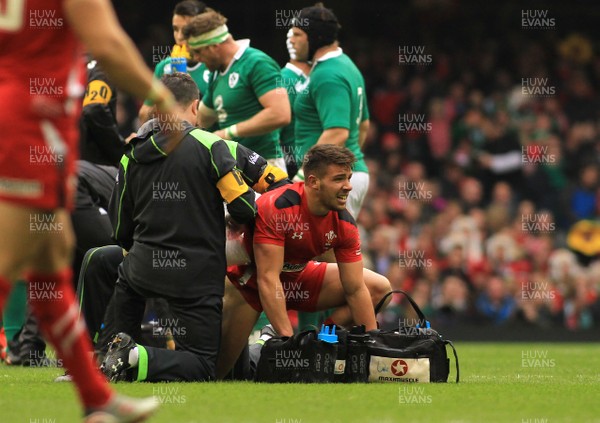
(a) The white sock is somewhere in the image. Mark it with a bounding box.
[128,347,139,368]
[259,333,273,342]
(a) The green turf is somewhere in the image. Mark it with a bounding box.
[1,343,599,422]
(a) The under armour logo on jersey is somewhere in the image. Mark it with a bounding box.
[292,232,303,240]
[229,72,240,88]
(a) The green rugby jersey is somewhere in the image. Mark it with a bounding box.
[293,49,369,173]
[143,57,211,106]
[277,63,308,151]
[202,41,283,160]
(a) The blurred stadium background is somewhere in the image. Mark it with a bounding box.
[111,0,600,340]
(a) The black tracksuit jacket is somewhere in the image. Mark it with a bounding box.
[109,121,257,298]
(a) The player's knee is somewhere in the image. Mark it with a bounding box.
[34,233,74,273]
[0,254,21,282]
[223,278,247,308]
[369,273,391,305]
[48,219,76,265]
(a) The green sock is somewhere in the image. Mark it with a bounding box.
[298,308,336,332]
[252,312,270,333]
[2,281,27,348]
[298,311,325,331]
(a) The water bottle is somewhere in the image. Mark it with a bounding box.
[170,44,188,73]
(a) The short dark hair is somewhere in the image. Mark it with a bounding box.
[303,144,356,178]
[173,0,207,17]
[160,73,199,108]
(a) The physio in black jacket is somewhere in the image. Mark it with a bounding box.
[100,73,259,382]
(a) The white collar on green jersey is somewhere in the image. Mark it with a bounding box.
[285,62,308,78]
[187,61,202,72]
[221,39,250,76]
[314,47,343,66]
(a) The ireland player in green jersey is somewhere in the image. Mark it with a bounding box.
[184,11,291,167]
[290,4,370,219]
[138,0,211,123]
[275,29,311,179]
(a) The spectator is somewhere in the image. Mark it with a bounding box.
[367,226,396,277]
[563,272,598,330]
[432,275,471,325]
[459,177,484,211]
[570,163,599,221]
[476,275,517,325]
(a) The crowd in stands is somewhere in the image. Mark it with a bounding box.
[355,31,600,330]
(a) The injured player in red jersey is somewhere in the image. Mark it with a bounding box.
[218,144,391,379]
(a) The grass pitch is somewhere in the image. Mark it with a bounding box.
[1,342,599,423]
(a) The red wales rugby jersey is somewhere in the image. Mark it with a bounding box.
[251,182,363,268]
[0,0,84,122]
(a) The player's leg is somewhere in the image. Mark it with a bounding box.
[129,293,223,382]
[314,264,391,326]
[0,202,53,327]
[75,245,123,348]
[70,205,115,291]
[26,208,157,419]
[0,204,20,325]
[297,251,336,330]
[9,307,46,366]
[1,280,27,348]
[0,202,47,282]
[107,277,147,344]
[22,207,116,408]
[217,277,260,379]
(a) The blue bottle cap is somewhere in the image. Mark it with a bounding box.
[318,324,338,343]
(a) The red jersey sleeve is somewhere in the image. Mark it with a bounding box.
[253,196,286,247]
[334,218,363,263]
